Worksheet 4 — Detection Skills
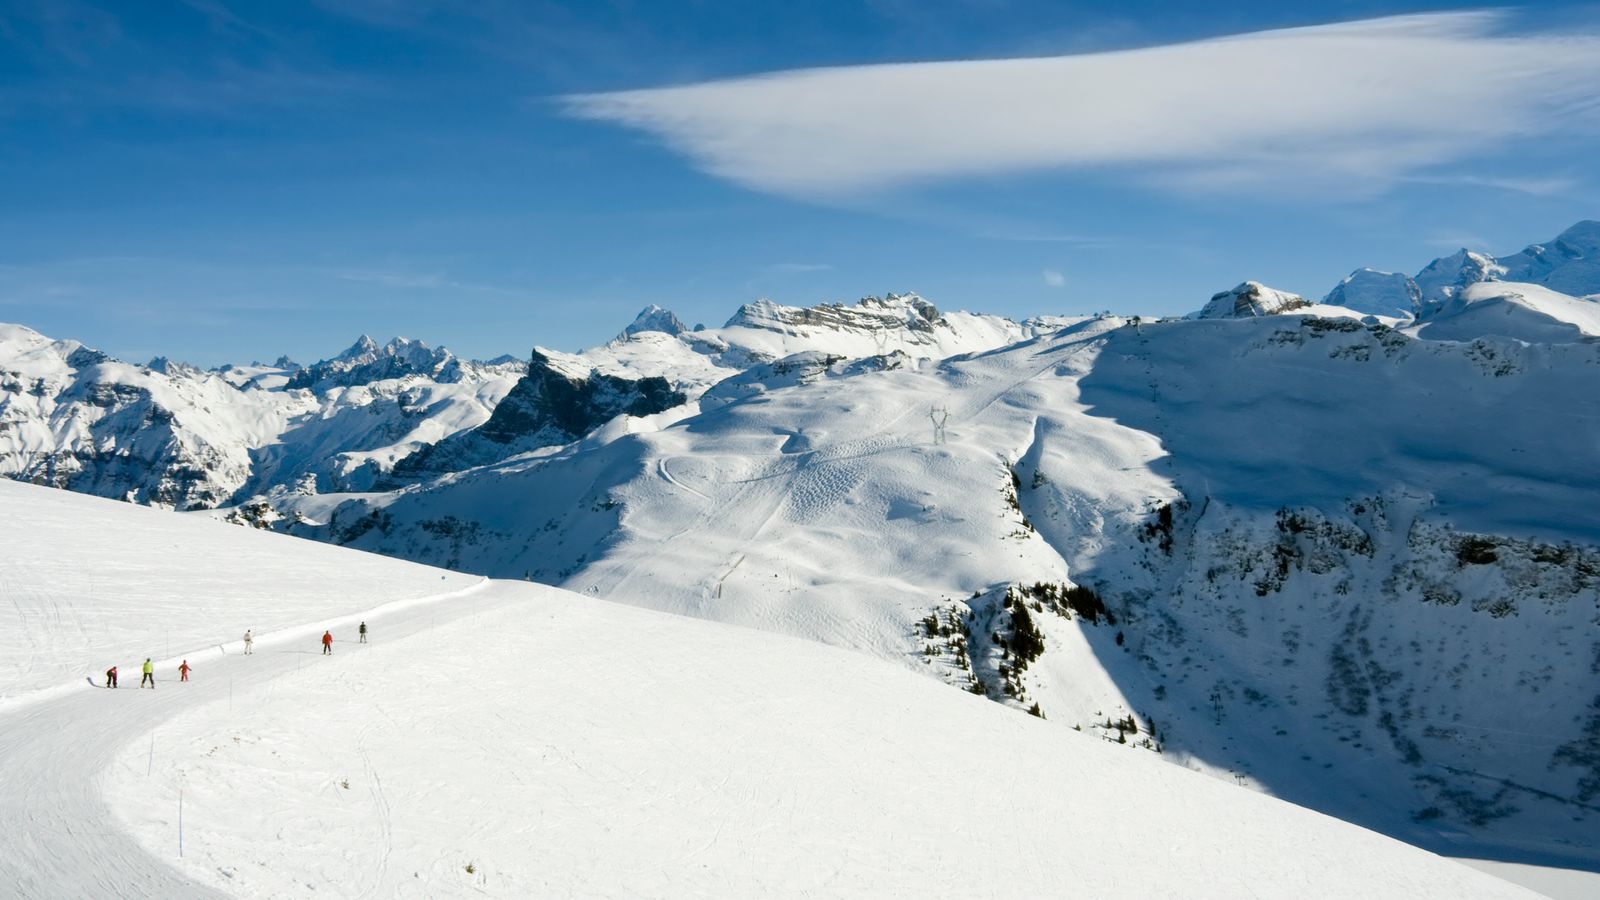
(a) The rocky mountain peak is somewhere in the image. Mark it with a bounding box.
[619,305,689,340]
[1194,282,1310,319]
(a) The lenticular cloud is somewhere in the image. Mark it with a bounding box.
[562,12,1600,197]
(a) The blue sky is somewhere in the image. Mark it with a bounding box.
[2,1,1598,366]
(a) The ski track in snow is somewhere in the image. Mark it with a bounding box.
[655,456,709,500]
[0,576,515,898]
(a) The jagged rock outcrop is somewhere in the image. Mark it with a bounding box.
[725,292,945,336]
[392,350,686,476]
[1194,282,1311,319]
[618,305,689,340]
[285,336,458,391]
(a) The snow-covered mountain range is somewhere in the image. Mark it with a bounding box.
[1,292,1047,510]
[5,222,1600,877]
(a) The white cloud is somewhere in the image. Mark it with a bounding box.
[563,12,1600,198]
[1042,268,1066,287]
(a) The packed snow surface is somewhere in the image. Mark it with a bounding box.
[1411,282,1600,343]
[0,479,479,707]
[0,481,1540,898]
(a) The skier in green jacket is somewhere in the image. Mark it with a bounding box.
[140,658,155,689]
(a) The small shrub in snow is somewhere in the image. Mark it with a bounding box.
[1456,536,1499,566]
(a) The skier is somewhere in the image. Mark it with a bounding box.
[321,630,333,655]
[243,629,253,654]
[359,621,367,644]
[179,660,191,682]
[140,658,155,689]
[105,665,117,688]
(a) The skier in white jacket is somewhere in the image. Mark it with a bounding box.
[243,629,253,655]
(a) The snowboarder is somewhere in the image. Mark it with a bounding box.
[179,660,191,682]
[140,658,154,689]
[359,621,367,644]
[321,631,333,655]
[243,629,253,654]
[105,666,117,688]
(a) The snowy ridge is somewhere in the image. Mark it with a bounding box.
[0,293,1063,508]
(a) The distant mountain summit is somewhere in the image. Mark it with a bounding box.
[1321,269,1422,318]
[1415,249,1506,306]
[285,336,458,391]
[619,305,689,340]
[1414,220,1600,305]
[1194,282,1310,319]
[1197,221,1600,323]
[725,292,944,335]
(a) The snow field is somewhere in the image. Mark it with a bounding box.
[105,581,1535,899]
[0,479,480,708]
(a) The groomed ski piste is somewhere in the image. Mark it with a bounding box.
[0,478,1559,898]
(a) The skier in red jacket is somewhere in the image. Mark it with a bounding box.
[321,631,333,655]
[179,660,191,682]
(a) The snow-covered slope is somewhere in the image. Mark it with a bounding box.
[377,292,1074,478]
[302,310,1600,873]
[0,480,1542,898]
[1412,282,1600,343]
[0,478,479,707]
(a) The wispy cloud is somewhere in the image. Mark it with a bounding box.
[1400,172,1582,197]
[1422,232,1494,252]
[563,12,1600,199]
[332,267,525,295]
[1041,268,1065,288]
[761,262,834,276]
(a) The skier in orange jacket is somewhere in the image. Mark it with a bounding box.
[321,631,334,655]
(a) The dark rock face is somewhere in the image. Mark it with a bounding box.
[393,350,686,477]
